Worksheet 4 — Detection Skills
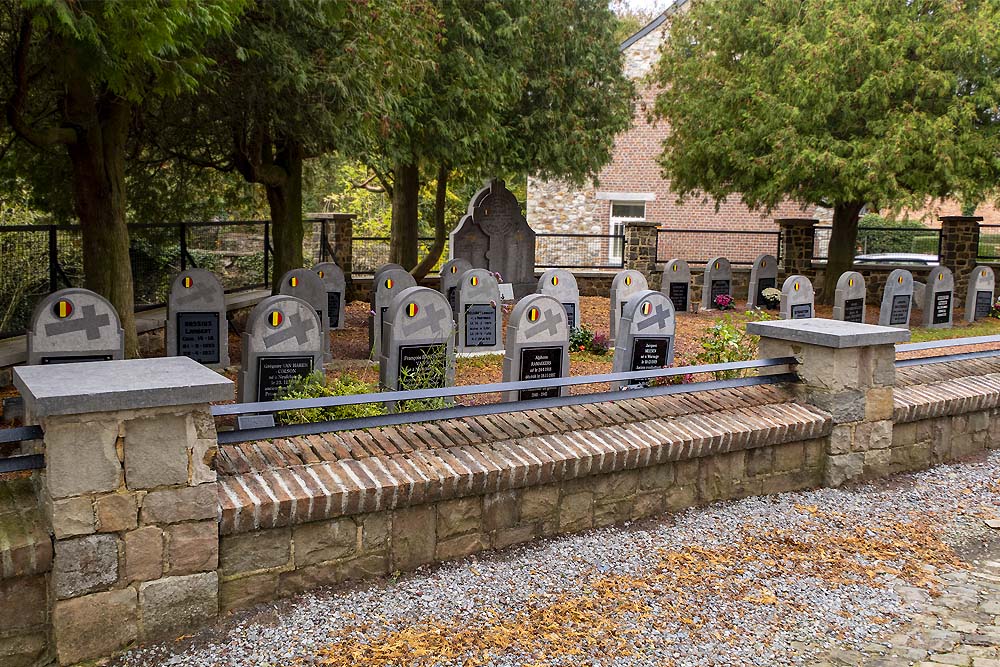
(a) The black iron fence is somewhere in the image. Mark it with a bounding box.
[979,225,1000,260]
[536,233,625,269]
[656,228,781,265]
[813,225,942,261]
[351,237,446,275]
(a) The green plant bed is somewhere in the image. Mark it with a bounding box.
[908,318,1000,343]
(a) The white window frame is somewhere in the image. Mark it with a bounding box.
[609,200,646,262]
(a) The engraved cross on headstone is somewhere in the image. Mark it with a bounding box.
[636,303,673,332]
[525,308,559,338]
[263,312,315,348]
[402,301,448,337]
[176,280,216,304]
[44,304,110,340]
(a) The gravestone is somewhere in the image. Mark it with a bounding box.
[370,268,417,358]
[456,269,503,354]
[610,270,649,343]
[878,269,914,328]
[27,288,124,365]
[373,263,405,284]
[537,268,580,329]
[380,286,455,400]
[239,295,323,403]
[779,275,815,320]
[166,268,229,368]
[278,268,331,360]
[921,266,954,329]
[313,262,346,330]
[612,290,675,389]
[440,258,474,317]
[502,294,569,402]
[700,257,732,310]
[450,179,536,298]
[661,259,692,313]
[747,254,778,309]
[965,265,995,322]
[832,271,866,323]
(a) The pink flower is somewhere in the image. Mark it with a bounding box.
[369,309,376,317]
[490,300,497,309]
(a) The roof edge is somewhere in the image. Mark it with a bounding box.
[618,0,688,52]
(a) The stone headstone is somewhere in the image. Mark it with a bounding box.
[450,179,536,298]
[537,269,580,329]
[610,270,649,343]
[313,262,346,330]
[661,259,692,313]
[278,268,331,360]
[748,254,778,309]
[922,266,954,329]
[612,290,675,389]
[370,268,417,358]
[456,269,503,354]
[701,257,732,310]
[373,263,405,284]
[965,265,995,322]
[832,271,866,324]
[380,286,455,402]
[779,275,815,320]
[27,288,125,365]
[239,295,323,403]
[878,269,914,328]
[503,294,569,402]
[166,268,229,368]
[440,258,474,317]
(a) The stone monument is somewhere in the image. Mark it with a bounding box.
[239,295,323,403]
[370,268,417,358]
[278,268,330,360]
[456,268,503,354]
[27,288,124,365]
[537,268,580,329]
[832,271,866,323]
[748,254,778,309]
[701,257,732,310]
[878,269,914,328]
[379,286,455,399]
[779,275,815,320]
[610,269,649,343]
[661,259,692,313]
[440,258,474,316]
[313,262,346,330]
[502,294,569,402]
[611,290,675,389]
[166,268,229,368]
[921,266,954,329]
[965,266,995,322]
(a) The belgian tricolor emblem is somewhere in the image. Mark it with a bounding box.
[794,281,800,291]
[183,276,193,288]
[450,265,458,274]
[551,276,559,286]
[289,276,299,288]
[898,275,904,284]
[385,278,394,290]
[848,278,855,287]
[471,275,479,287]
[406,302,419,317]
[317,270,325,278]
[624,275,632,286]
[641,301,652,316]
[269,310,283,327]
[53,300,73,319]
[528,307,540,322]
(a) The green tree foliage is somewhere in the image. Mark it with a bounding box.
[654,0,1000,302]
[0,0,246,354]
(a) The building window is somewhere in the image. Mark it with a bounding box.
[609,201,645,262]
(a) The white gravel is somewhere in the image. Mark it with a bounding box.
[112,451,1000,667]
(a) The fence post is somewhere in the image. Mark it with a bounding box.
[333,213,356,300]
[776,218,818,276]
[938,215,982,308]
[624,221,660,290]
[48,226,58,292]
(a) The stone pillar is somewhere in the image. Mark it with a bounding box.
[624,221,661,290]
[777,218,818,277]
[938,215,982,308]
[14,358,232,666]
[332,213,356,301]
[747,319,908,487]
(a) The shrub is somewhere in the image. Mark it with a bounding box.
[855,214,931,255]
[694,314,764,379]
[396,343,451,413]
[276,372,385,425]
[910,235,939,255]
[569,324,610,355]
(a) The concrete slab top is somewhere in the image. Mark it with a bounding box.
[14,357,233,417]
[747,318,910,349]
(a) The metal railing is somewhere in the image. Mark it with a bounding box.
[979,225,1000,261]
[814,225,942,261]
[895,334,1000,368]
[655,229,781,265]
[0,425,44,473]
[535,233,625,269]
[212,357,799,444]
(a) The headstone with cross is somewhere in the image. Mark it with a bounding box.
[661,259,692,313]
[779,275,815,320]
[701,257,733,311]
[27,288,125,365]
[503,294,569,402]
[166,268,229,368]
[380,287,455,407]
[610,269,649,344]
[239,295,323,403]
[370,268,417,359]
[748,254,778,309]
[878,268,914,328]
[537,268,580,329]
[612,290,675,389]
[450,179,536,298]
[440,258,474,317]
[456,268,503,354]
[313,262,346,330]
[921,266,954,329]
[278,268,331,361]
[965,265,995,323]
[832,271,867,323]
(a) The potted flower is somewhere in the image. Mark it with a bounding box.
[713,293,735,311]
[761,287,781,310]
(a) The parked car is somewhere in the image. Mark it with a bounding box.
[853,253,939,266]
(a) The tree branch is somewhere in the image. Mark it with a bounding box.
[349,172,385,193]
[367,163,393,197]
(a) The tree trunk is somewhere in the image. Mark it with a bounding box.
[265,141,304,291]
[820,201,865,304]
[412,163,449,280]
[65,88,139,356]
[390,161,420,270]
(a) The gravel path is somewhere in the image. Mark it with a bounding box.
[113,452,1000,667]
